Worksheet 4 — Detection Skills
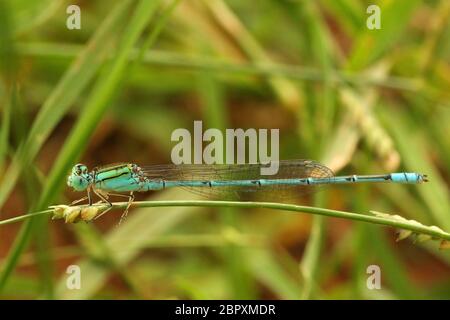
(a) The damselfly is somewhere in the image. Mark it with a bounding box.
[66,160,428,222]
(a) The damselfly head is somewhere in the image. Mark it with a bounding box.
[421,174,429,183]
[67,163,90,191]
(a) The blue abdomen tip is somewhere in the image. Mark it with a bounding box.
[391,173,423,184]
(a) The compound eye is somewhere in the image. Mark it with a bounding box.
[74,164,84,175]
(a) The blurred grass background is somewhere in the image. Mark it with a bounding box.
[0,0,449,299]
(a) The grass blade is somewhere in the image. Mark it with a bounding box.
[0,0,133,211]
[0,0,165,292]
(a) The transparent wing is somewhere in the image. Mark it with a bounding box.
[142,160,334,202]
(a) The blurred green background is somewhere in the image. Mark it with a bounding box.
[0,0,449,299]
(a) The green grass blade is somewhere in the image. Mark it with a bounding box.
[245,249,302,299]
[16,43,422,91]
[379,107,450,230]
[0,0,134,211]
[0,0,165,292]
[3,200,450,243]
[6,0,63,36]
[0,87,12,171]
[38,0,163,209]
[348,0,421,70]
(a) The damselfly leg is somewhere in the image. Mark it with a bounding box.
[91,188,113,220]
[91,190,134,224]
[70,187,92,206]
[107,192,135,225]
